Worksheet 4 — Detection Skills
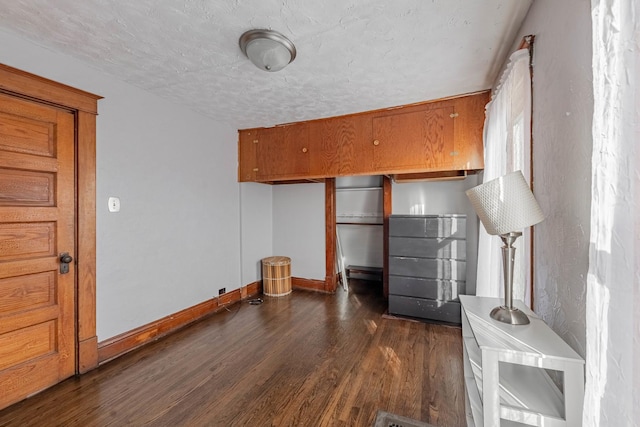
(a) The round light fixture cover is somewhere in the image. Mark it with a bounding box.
[239,29,296,72]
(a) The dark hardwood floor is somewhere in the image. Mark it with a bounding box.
[0,280,466,427]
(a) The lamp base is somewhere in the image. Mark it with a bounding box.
[490,305,530,325]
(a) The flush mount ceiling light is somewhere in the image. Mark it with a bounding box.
[239,29,296,72]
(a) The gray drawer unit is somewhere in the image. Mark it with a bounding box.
[388,276,463,301]
[389,257,466,281]
[388,295,462,324]
[388,215,466,238]
[388,214,467,324]
[388,236,466,259]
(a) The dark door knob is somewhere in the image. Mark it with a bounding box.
[60,252,73,274]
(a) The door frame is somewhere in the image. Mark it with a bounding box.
[0,64,101,374]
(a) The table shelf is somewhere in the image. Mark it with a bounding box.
[461,296,584,427]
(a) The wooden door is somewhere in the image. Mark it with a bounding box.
[371,106,455,173]
[0,92,76,409]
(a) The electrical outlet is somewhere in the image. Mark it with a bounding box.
[218,288,226,296]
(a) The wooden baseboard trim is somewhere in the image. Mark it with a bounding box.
[78,336,98,374]
[292,277,332,293]
[97,282,261,364]
[242,280,261,298]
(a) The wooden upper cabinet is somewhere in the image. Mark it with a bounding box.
[255,123,310,181]
[237,91,489,183]
[450,91,489,171]
[371,105,454,173]
[238,129,257,182]
[308,114,372,177]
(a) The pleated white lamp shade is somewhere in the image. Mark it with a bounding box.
[466,170,544,235]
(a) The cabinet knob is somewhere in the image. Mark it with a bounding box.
[302,147,308,153]
[373,139,380,146]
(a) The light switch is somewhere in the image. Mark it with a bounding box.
[108,197,120,213]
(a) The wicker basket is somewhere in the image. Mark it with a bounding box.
[261,256,292,297]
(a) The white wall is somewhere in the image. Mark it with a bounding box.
[272,184,326,280]
[514,0,593,357]
[240,183,273,284]
[0,28,242,340]
[391,175,480,295]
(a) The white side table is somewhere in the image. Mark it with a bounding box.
[460,296,584,427]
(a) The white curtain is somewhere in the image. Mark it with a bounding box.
[476,48,533,305]
[585,0,639,425]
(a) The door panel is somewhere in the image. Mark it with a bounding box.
[255,124,310,180]
[372,106,454,172]
[0,92,76,409]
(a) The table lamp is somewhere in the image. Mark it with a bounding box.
[465,170,544,325]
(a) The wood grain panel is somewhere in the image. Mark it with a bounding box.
[308,119,343,176]
[324,178,337,292]
[218,289,241,306]
[281,123,310,177]
[0,321,55,370]
[0,169,54,206]
[254,126,282,180]
[337,114,373,175]
[423,107,454,168]
[450,90,490,171]
[0,113,54,157]
[0,151,58,173]
[255,124,310,180]
[0,111,54,157]
[0,222,55,261]
[76,110,97,369]
[292,277,329,292]
[241,280,261,299]
[0,353,59,411]
[0,305,59,336]
[78,336,98,374]
[0,272,55,315]
[238,129,257,182]
[0,257,57,280]
[372,106,454,172]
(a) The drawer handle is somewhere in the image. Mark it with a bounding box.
[449,113,459,118]
[302,147,308,153]
[373,139,380,146]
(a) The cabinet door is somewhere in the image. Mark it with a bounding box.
[255,124,310,180]
[238,129,258,182]
[451,91,489,171]
[308,115,372,177]
[372,106,454,173]
[307,120,341,177]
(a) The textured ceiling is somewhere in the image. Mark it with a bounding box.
[0,0,532,129]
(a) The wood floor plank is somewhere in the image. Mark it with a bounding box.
[0,281,466,426]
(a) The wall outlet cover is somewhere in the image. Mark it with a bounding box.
[108,196,120,212]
